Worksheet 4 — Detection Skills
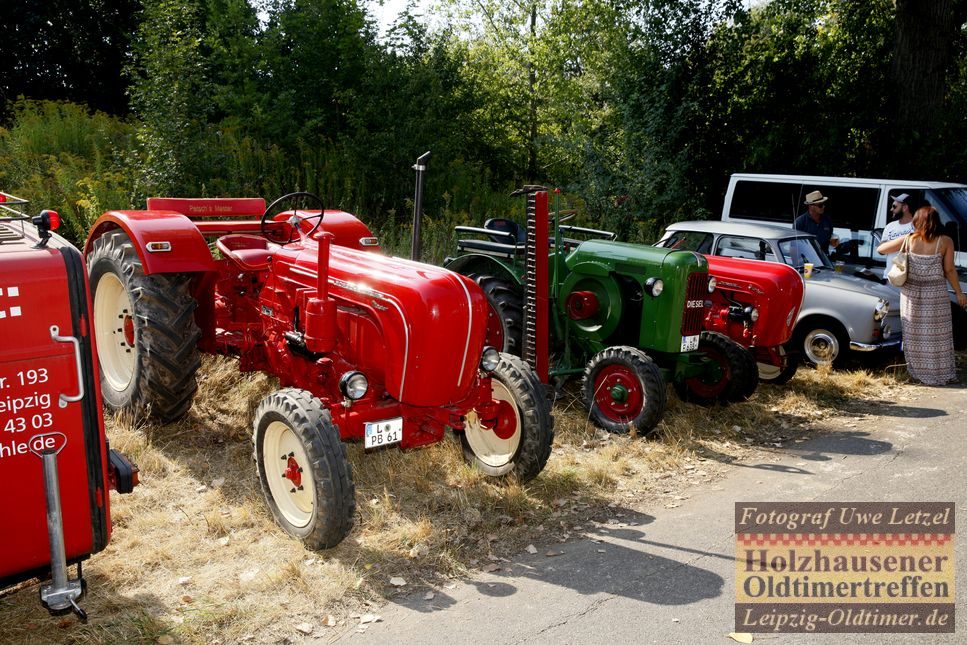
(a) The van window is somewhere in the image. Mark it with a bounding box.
[802,185,880,233]
[928,187,967,253]
[730,181,802,223]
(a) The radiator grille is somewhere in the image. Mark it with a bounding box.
[680,272,709,338]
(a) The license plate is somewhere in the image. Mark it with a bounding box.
[681,334,700,352]
[364,417,403,449]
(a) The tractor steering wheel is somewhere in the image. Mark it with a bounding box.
[260,191,327,245]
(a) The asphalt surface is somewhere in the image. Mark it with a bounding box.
[332,382,966,645]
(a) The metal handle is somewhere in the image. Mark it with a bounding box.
[50,325,84,408]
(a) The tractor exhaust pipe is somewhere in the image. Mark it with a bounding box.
[410,151,431,261]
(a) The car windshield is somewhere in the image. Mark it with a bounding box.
[778,236,833,269]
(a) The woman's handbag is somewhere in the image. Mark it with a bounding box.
[887,237,909,287]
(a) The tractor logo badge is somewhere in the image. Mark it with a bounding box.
[0,285,22,319]
[686,299,704,309]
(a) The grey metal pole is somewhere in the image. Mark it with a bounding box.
[410,151,431,261]
[37,445,86,620]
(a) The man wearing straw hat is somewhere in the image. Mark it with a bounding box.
[794,190,835,252]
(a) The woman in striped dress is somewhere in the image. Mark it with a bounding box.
[877,206,967,385]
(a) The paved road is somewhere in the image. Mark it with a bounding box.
[334,384,966,644]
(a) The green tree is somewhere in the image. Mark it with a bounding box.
[1,0,142,118]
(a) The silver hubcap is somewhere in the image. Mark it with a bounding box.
[94,273,137,392]
[804,329,839,365]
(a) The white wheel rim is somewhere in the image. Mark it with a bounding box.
[94,272,137,391]
[804,329,839,365]
[263,421,314,528]
[757,347,785,380]
[464,380,522,469]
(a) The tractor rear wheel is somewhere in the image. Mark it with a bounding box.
[674,332,753,406]
[88,229,201,421]
[472,275,524,356]
[461,354,553,481]
[583,346,666,436]
[254,389,355,549]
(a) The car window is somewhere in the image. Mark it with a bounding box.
[778,237,831,269]
[658,230,713,253]
[714,235,775,261]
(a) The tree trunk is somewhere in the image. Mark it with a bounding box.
[893,0,967,173]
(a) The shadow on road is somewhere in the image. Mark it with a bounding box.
[388,507,724,614]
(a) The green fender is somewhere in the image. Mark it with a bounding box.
[444,253,523,288]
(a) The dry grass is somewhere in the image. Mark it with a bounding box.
[0,352,955,643]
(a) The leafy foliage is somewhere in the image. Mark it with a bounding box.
[3,0,967,248]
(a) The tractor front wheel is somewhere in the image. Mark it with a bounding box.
[461,354,553,481]
[254,389,355,549]
[674,332,755,406]
[88,229,201,421]
[583,346,666,436]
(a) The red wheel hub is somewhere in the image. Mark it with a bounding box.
[594,365,644,423]
[122,315,135,347]
[476,399,518,440]
[283,455,302,488]
[686,346,729,398]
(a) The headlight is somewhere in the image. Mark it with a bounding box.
[707,276,717,293]
[744,306,760,322]
[339,371,369,400]
[645,277,664,297]
[873,298,890,321]
[480,346,500,372]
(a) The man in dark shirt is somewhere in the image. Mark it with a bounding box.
[794,190,834,251]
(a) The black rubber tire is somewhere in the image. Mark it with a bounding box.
[759,347,800,385]
[473,275,524,356]
[795,319,849,367]
[731,343,760,402]
[87,229,201,421]
[582,346,666,436]
[254,388,355,549]
[460,354,553,482]
[673,332,752,406]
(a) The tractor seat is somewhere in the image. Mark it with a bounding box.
[215,234,279,271]
[484,218,527,245]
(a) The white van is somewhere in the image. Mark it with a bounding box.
[721,173,967,348]
[721,173,967,273]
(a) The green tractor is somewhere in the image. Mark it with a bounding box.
[444,187,757,435]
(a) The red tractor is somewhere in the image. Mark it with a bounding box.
[701,256,805,385]
[83,193,553,549]
[1,193,138,621]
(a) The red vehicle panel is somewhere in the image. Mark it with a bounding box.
[704,256,804,348]
[0,222,109,581]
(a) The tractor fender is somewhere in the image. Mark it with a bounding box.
[84,211,216,275]
[559,262,623,340]
[444,253,522,287]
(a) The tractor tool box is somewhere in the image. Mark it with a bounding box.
[0,192,137,620]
